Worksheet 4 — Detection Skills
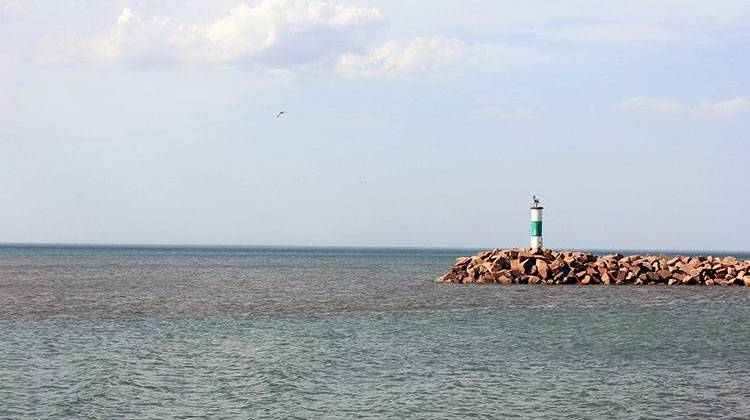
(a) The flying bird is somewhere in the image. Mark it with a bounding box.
[276,111,286,118]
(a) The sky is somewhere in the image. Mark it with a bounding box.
[1,0,749,250]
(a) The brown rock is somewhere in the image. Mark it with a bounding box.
[657,269,671,280]
[536,259,550,279]
[522,258,536,274]
[722,256,737,265]
[439,248,749,288]
[495,269,511,278]
[681,275,697,285]
[518,249,533,259]
[455,257,471,266]
[605,260,619,270]
[727,277,741,286]
[561,276,578,285]
[478,273,496,284]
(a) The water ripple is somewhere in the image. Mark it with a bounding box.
[1,246,749,417]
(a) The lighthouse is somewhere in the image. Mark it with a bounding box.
[530,195,543,251]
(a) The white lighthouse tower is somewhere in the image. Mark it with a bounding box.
[530,195,543,251]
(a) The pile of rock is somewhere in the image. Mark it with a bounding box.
[437,248,750,286]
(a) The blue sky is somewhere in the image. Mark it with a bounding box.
[1,0,748,250]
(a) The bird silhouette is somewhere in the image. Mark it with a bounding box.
[276,111,286,118]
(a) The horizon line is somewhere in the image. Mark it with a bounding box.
[0,241,747,255]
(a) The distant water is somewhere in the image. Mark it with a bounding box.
[1,245,749,418]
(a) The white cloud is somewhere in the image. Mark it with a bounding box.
[616,96,750,116]
[41,3,475,79]
[45,1,385,66]
[82,8,173,63]
[170,1,383,65]
[616,97,682,113]
[699,97,750,115]
[336,37,465,78]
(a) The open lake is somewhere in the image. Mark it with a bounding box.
[1,245,749,418]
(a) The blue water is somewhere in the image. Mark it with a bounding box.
[1,245,749,418]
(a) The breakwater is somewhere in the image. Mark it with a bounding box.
[437,248,750,286]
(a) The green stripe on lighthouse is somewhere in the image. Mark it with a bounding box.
[531,221,542,236]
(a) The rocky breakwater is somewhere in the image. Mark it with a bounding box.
[437,249,750,286]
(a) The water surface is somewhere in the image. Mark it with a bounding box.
[1,245,748,418]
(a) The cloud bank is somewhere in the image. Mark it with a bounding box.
[36,0,750,84]
[169,1,383,65]
[41,1,466,78]
[51,2,384,66]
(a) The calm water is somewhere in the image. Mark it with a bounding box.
[1,245,749,418]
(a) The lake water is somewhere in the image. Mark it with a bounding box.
[1,245,749,418]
